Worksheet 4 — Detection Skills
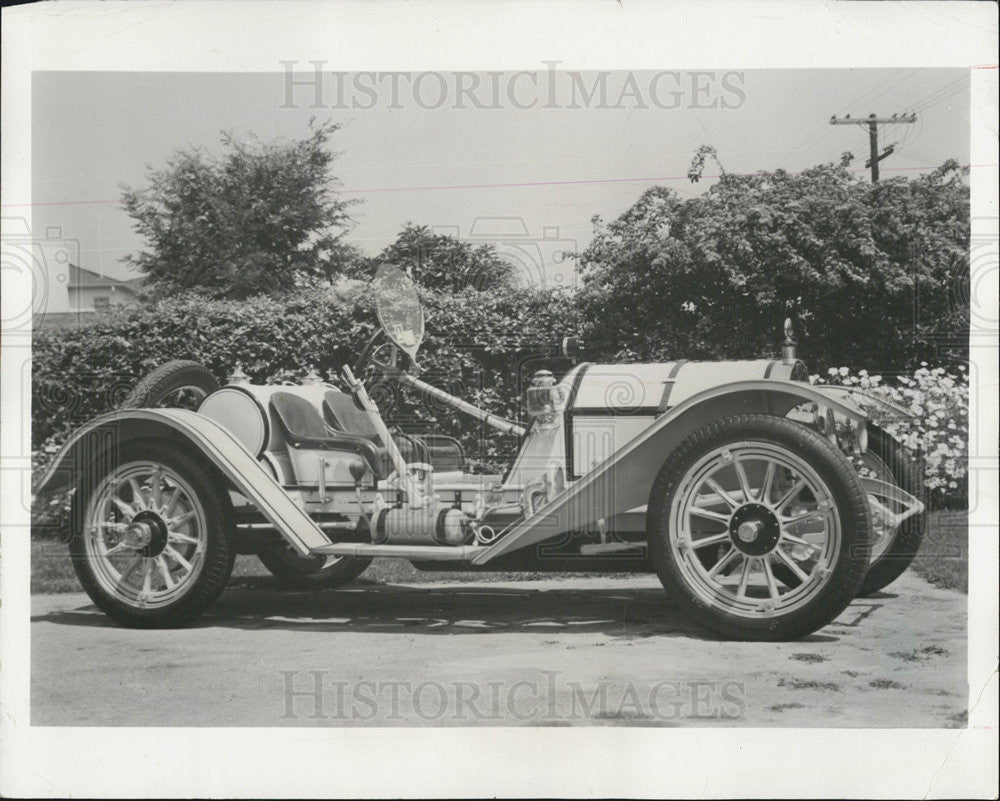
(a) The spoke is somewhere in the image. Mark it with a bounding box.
[156,556,176,589]
[689,506,731,524]
[127,478,147,511]
[167,510,195,529]
[167,531,200,546]
[781,509,823,525]
[103,542,133,558]
[141,560,153,596]
[782,533,823,552]
[868,496,900,530]
[774,547,811,584]
[111,495,137,520]
[705,477,739,510]
[117,557,141,585]
[707,546,739,579]
[759,461,776,505]
[690,532,732,550]
[162,487,182,516]
[97,521,129,532]
[734,460,753,503]
[164,544,193,573]
[762,558,780,599]
[152,469,164,509]
[774,478,806,512]
[737,556,754,598]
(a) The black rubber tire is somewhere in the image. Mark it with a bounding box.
[256,544,372,589]
[647,414,872,641]
[121,360,219,410]
[68,441,236,628]
[856,427,926,597]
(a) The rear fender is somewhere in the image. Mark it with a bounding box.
[34,409,331,556]
[472,379,866,564]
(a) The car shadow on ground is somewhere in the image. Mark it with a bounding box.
[32,583,844,642]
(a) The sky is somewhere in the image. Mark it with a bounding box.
[30,67,970,291]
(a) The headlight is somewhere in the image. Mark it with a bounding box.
[525,369,567,426]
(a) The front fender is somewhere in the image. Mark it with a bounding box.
[813,384,915,422]
[472,379,866,564]
[34,408,330,556]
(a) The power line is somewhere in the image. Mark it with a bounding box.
[904,75,968,114]
[787,71,915,163]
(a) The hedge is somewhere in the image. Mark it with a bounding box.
[32,280,569,470]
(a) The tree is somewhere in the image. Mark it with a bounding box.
[121,120,360,299]
[375,224,516,293]
[576,159,969,372]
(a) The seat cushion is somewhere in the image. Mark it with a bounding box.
[323,390,382,440]
[270,391,387,479]
[322,390,463,473]
[323,390,429,465]
[418,434,465,472]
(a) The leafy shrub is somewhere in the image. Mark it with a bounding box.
[811,364,969,509]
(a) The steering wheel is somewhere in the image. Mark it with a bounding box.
[353,330,407,383]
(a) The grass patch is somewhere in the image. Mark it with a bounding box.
[910,510,967,593]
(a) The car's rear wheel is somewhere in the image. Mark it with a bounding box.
[856,427,926,596]
[256,543,372,589]
[69,441,236,628]
[647,414,871,641]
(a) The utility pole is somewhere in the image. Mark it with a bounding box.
[829,113,917,182]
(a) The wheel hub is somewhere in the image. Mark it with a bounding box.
[729,503,780,556]
[129,510,169,557]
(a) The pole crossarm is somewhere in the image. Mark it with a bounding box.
[830,114,917,125]
[829,113,917,182]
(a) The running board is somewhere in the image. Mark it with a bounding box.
[579,541,646,556]
[310,543,487,561]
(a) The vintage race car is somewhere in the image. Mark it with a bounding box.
[36,266,926,640]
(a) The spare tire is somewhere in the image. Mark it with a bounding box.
[121,360,219,410]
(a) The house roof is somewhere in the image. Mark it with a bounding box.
[69,264,143,291]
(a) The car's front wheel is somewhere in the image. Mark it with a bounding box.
[647,414,871,641]
[69,441,236,628]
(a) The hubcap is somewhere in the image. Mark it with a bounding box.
[729,503,780,556]
[128,510,170,557]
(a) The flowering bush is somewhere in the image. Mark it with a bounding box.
[811,364,969,509]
